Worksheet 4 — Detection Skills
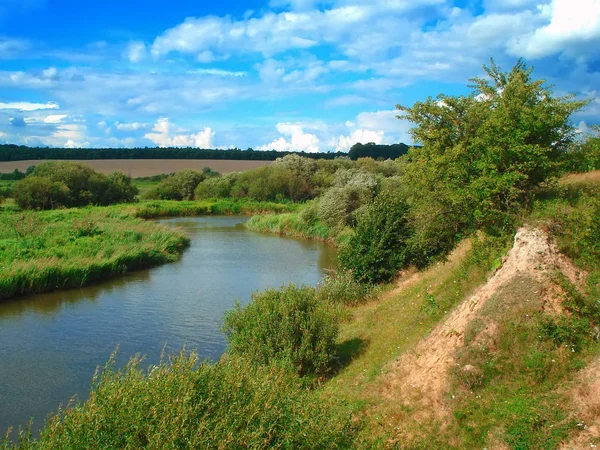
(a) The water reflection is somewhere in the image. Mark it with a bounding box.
[0,216,336,435]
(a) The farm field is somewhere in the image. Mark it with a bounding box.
[0,159,271,177]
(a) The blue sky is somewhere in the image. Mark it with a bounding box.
[0,0,598,152]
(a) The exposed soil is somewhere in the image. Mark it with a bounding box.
[559,357,600,449]
[381,227,586,418]
[0,159,271,177]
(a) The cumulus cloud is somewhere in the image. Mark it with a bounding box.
[331,129,385,152]
[258,123,321,152]
[257,110,412,153]
[508,0,600,59]
[124,41,147,63]
[0,101,59,111]
[144,118,215,148]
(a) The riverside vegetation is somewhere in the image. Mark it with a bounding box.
[2,59,600,448]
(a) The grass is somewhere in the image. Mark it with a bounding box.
[0,207,190,300]
[0,199,300,300]
[321,234,512,447]
[5,174,600,448]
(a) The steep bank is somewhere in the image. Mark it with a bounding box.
[325,224,599,448]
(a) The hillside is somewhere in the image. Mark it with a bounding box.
[321,172,600,448]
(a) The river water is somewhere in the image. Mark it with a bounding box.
[0,216,336,434]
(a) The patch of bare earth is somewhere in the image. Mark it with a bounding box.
[559,357,600,449]
[380,227,585,420]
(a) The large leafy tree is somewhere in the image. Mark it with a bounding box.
[397,59,589,242]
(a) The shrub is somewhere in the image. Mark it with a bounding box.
[233,166,312,202]
[194,172,238,199]
[222,284,339,377]
[32,161,109,207]
[105,171,139,204]
[273,154,318,179]
[338,187,412,284]
[5,353,357,449]
[144,170,205,200]
[13,176,70,210]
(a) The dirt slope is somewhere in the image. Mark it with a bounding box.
[381,227,586,418]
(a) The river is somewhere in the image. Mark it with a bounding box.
[0,216,336,434]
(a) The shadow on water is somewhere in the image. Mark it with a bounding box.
[0,269,153,320]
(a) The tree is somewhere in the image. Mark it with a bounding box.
[397,59,589,238]
[338,184,412,284]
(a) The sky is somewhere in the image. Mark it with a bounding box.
[0,0,599,152]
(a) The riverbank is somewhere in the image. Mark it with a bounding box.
[0,199,299,300]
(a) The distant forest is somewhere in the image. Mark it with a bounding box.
[0,142,410,162]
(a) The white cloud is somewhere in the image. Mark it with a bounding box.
[64,139,90,148]
[44,114,67,124]
[124,41,147,63]
[42,67,59,80]
[258,122,321,152]
[0,101,59,111]
[508,0,600,59]
[53,123,88,141]
[144,118,215,148]
[331,129,385,152]
[115,121,148,131]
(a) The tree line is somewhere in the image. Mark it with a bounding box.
[0,143,410,162]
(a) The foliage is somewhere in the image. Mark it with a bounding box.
[398,59,589,242]
[566,126,600,173]
[2,353,357,449]
[222,284,339,377]
[0,169,26,181]
[143,169,205,200]
[105,172,138,204]
[316,169,378,229]
[338,186,412,284]
[12,176,71,210]
[12,161,138,209]
[194,172,238,199]
[273,154,318,180]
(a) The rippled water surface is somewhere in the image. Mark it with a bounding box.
[0,216,336,433]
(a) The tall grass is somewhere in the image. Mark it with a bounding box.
[129,199,299,219]
[2,352,358,449]
[245,211,335,243]
[0,208,189,299]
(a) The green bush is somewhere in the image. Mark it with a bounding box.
[194,172,238,199]
[222,284,339,377]
[105,172,138,204]
[14,162,137,209]
[3,353,357,449]
[13,176,71,210]
[338,187,412,284]
[144,169,205,200]
[240,166,312,202]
